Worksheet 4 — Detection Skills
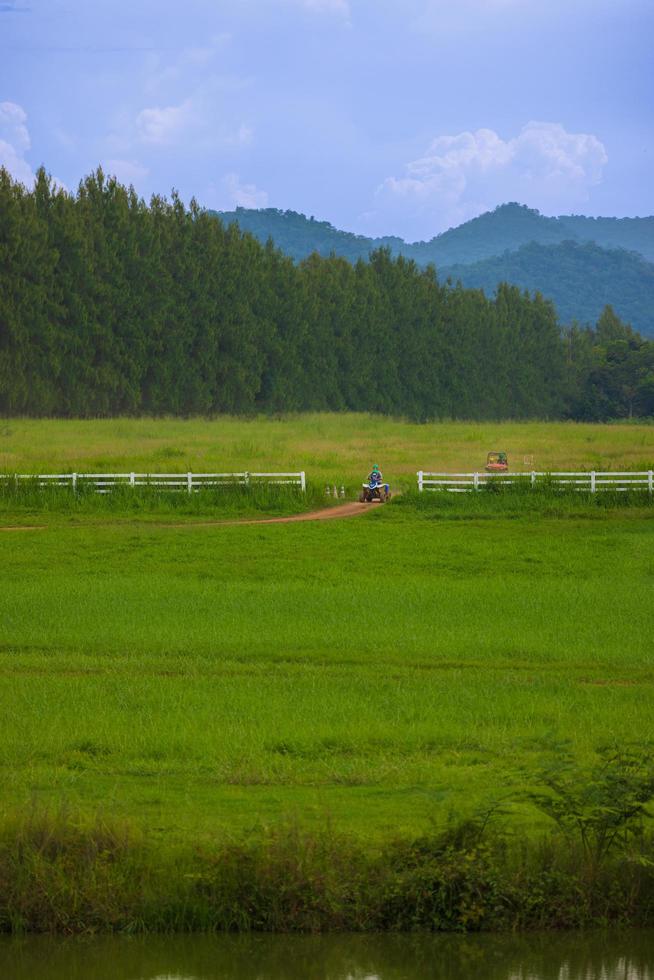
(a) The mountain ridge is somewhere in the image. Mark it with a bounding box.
[211,202,654,265]
[210,202,654,336]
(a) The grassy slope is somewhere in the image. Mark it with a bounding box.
[1,499,652,843]
[1,416,653,486]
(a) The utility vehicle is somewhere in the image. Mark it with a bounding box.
[485,451,508,473]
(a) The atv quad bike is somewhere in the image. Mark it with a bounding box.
[359,478,391,503]
[485,451,508,473]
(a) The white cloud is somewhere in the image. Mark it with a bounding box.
[134,89,252,153]
[0,139,34,185]
[103,158,150,186]
[222,172,268,208]
[0,101,35,185]
[0,101,29,152]
[373,121,608,239]
[136,99,197,145]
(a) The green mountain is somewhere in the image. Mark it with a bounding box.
[212,202,654,265]
[413,205,654,265]
[441,241,654,338]
[209,207,398,264]
[211,203,654,336]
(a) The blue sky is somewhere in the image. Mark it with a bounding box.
[1,0,652,240]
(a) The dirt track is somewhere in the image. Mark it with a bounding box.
[0,525,45,532]
[170,500,372,528]
[0,501,375,532]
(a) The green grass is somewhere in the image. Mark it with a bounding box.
[393,484,654,518]
[1,412,653,930]
[0,480,328,526]
[1,499,652,844]
[1,415,653,485]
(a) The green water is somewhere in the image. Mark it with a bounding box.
[1,931,652,979]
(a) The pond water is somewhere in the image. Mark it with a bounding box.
[1,930,652,979]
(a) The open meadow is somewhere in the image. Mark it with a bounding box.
[2,415,653,486]
[1,500,653,841]
[1,416,653,931]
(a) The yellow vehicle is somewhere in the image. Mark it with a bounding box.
[485,451,508,473]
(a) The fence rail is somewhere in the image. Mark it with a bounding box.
[2,471,306,493]
[417,470,654,494]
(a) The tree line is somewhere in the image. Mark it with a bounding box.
[0,167,652,420]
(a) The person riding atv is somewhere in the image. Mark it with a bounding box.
[359,464,391,503]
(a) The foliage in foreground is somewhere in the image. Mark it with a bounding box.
[1,750,653,935]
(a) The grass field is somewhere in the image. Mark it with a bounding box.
[1,497,652,843]
[1,416,653,931]
[1,415,653,484]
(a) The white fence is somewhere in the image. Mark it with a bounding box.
[418,470,654,494]
[4,471,306,493]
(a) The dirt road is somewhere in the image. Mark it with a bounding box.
[223,500,371,524]
[0,501,376,532]
[170,500,372,528]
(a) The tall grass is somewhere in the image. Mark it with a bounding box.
[0,478,327,520]
[1,806,653,933]
[392,484,654,518]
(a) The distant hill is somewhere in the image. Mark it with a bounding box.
[210,203,654,336]
[412,205,654,266]
[210,207,397,264]
[442,241,654,337]
[212,202,654,266]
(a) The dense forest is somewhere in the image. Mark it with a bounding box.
[217,204,654,337]
[442,240,654,337]
[213,206,394,265]
[1,168,653,420]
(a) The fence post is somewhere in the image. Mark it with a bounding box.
[473,472,479,491]
[418,470,423,492]
[531,471,536,488]
[590,471,596,494]
[244,471,249,487]
[649,470,653,496]
[130,472,135,488]
[187,472,193,494]
[72,472,77,492]
[300,471,306,492]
